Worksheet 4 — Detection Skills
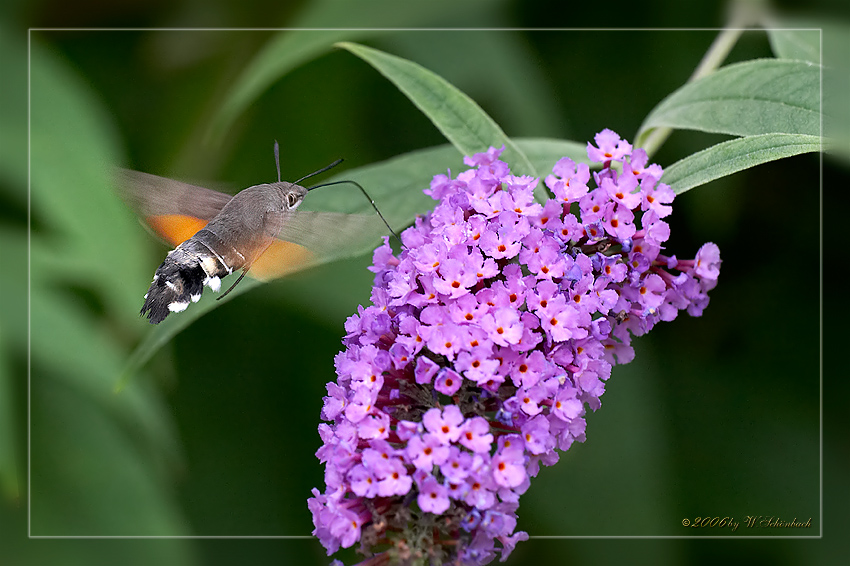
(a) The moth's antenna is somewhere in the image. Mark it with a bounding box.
[308,179,401,244]
[274,140,281,183]
[295,158,343,185]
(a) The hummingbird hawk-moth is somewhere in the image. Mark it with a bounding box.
[117,143,395,324]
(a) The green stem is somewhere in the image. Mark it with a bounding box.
[641,26,746,158]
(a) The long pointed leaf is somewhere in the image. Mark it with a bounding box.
[662,133,821,194]
[637,59,820,144]
[336,42,536,178]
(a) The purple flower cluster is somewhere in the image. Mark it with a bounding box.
[309,130,721,565]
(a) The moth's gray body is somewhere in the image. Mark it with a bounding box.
[140,181,307,324]
[193,182,307,274]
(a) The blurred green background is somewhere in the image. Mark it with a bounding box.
[1,1,846,565]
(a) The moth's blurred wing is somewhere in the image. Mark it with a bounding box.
[115,168,234,246]
[249,211,388,280]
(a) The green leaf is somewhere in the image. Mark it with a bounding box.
[336,42,536,177]
[637,59,820,145]
[661,133,821,194]
[767,28,821,64]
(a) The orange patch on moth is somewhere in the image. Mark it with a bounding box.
[251,240,314,280]
[148,214,207,246]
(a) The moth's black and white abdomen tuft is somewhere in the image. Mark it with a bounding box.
[140,239,228,324]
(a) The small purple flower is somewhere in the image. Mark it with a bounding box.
[348,464,378,498]
[552,386,584,422]
[545,157,590,203]
[441,446,474,482]
[522,414,556,455]
[433,257,478,298]
[375,461,412,498]
[480,307,524,347]
[694,242,722,281]
[417,474,451,514]
[456,347,502,386]
[434,367,463,396]
[310,132,721,565]
[424,405,465,445]
[587,128,633,163]
[414,355,440,384]
[458,416,495,454]
[407,433,450,470]
[491,443,527,489]
[464,469,498,510]
[602,174,641,210]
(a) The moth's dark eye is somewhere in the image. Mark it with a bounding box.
[287,193,299,208]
